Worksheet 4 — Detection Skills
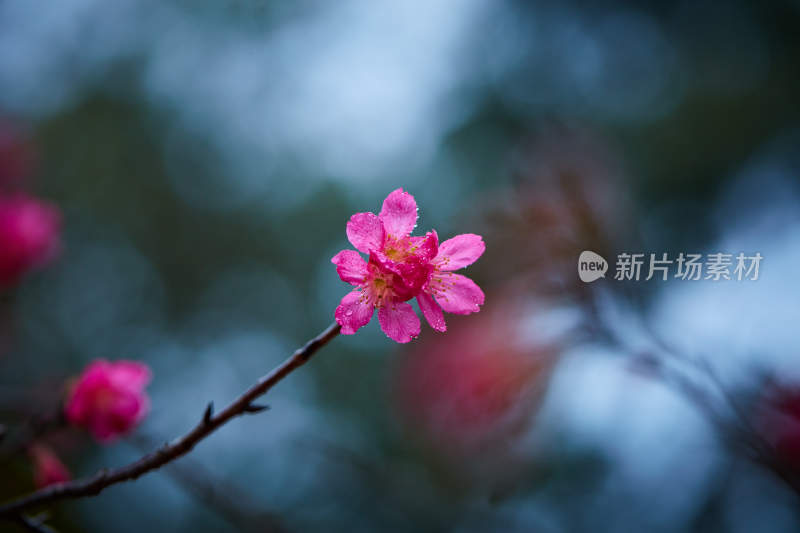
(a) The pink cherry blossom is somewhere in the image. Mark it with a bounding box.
[64,359,152,443]
[28,444,70,488]
[0,194,61,287]
[332,188,485,343]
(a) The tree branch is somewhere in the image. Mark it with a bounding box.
[0,322,341,521]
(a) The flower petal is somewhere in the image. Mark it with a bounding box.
[64,360,112,425]
[109,360,152,390]
[430,273,485,315]
[434,234,485,271]
[331,250,368,285]
[379,188,417,237]
[346,212,385,254]
[417,292,446,332]
[335,290,374,335]
[378,301,421,343]
[409,230,439,263]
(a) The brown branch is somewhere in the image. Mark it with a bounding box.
[0,322,341,521]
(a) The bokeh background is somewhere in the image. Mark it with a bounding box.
[1,0,800,531]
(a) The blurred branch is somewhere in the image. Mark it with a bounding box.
[586,288,800,499]
[0,322,341,522]
[129,434,287,533]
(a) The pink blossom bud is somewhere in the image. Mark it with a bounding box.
[64,359,152,443]
[0,194,61,286]
[29,444,70,488]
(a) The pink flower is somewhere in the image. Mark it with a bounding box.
[64,359,152,443]
[332,188,485,343]
[28,444,71,488]
[0,194,61,287]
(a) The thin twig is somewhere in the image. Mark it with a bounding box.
[0,322,341,521]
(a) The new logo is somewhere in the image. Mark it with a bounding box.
[578,251,608,283]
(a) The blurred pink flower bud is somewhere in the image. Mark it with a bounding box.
[64,359,152,443]
[394,300,553,471]
[28,444,70,488]
[0,194,61,286]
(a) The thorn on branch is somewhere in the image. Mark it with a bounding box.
[16,513,57,533]
[243,403,269,414]
[203,402,214,425]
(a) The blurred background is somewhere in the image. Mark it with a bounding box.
[1,0,800,531]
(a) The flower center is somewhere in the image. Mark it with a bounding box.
[384,247,404,260]
[94,388,116,412]
[370,276,392,307]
